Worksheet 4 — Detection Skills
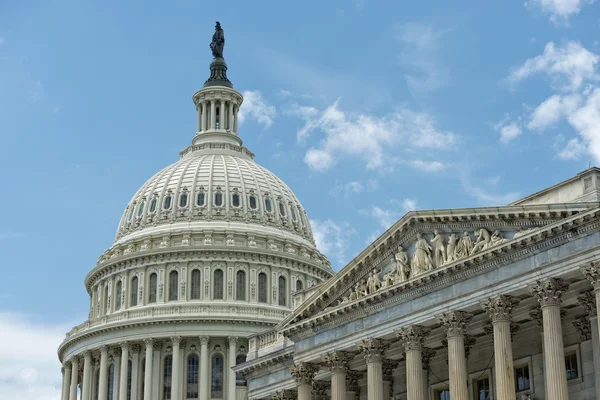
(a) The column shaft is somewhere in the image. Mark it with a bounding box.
[210,101,216,130]
[382,380,391,400]
[171,338,181,400]
[331,370,346,400]
[219,100,225,129]
[130,350,139,400]
[197,105,202,132]
[112,356,121,400]
[493,320,516,400]
[233,105,238,133]
[82,352,92,400]
[543,305,568,400]
[202,101,208,131]
[406,349,425,400]
[367,359,383,400]
[143,341,153,400]
[448,334,468,400]
[298,383,312,400]
[227,337,237,400]
[69,357,79,400]
[98,347,109,400]
[62,365,72,400]
[200,337,210,400]
[119,344,129,400]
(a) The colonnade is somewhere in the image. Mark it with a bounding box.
[284,267,600,400]
[60,336,245,400]
[196,98,239,133]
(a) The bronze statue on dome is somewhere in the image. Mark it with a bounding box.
[210,21,225,58]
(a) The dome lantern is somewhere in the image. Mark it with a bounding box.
[191,21,243,147]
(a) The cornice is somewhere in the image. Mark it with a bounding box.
[233,347,294,379]
[281,207,600,340]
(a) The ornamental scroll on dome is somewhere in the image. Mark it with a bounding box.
[339,227,537,305]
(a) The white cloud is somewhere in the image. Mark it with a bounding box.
[557,137,587,159]
[402,198,418,212]
[0,312,73,400]
[527,93,581,130]
[525,0,595,24]
[508,42,599,91]
[461,176,521,205]
[396,21,452,93]
[291,100,457,171]
[310,219,355,268]
[330,181,364,197]
[409,159,446,172]
[566,87,600,161]
[498,123,523,144]
[238,90,276,129]
[370,206,400,230]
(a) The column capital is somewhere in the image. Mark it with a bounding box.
[64,360,72,369]
[152,340,163,351]
[290,362,320,384]
[322,351,353,372]
[199,335,210,345]
[437,310,473,337]
[529,277,570,307]
[82,350,92,359]
[396,325,431,351]
[464,335,478,358]
[577,290,597,316]
[573,316,592,341]
[581,262,600,290]
[272,390,297,400]
[481,294,520,322]
[345,370,363,393]
[382,359,399,381]
[131,344,141,354]
[227,336,238,347]
[357,338,390,362]
[119,341,130,352]
[422,347,437,371]
[69,355,80,364]
[529,308,543,330]
[99,345,109,354]
[143,338,153,348]
[171,336,182,346]
[112,347,122,358]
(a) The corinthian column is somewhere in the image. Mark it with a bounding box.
[143,339,153,400]
[227,336,238,400]
[171,337,182,400]
[578,290,600,397]
[358,338,390,400]
[323,351,352,400]
[130,345,141,400]
[119,342,130,400]
[81,350,92,400]
[290,362,320,400]
[482,295,520,400]
[62,362,72,400]
[397,325,430,400]
[69,356,79,400]
[437,311,472,400]
[582,264,600,341]
[199,336,210,400]
[529,278,570,400]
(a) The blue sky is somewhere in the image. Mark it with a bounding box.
[0,0,599,397]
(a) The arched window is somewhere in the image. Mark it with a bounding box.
[296,280,303,291]
[213,269,224,299]
[179,192,188,207]
[108,364,115,400]
[127,360,132,400]
[258,273,267,303]
[214,192,223,207]
[278,276,286,306]
[249,195,257,210]
[232,193,240,207]
[137,200,145,217]
[211,355,224,398]
[163,194,172,210]
[168,271,178,301]
[149,273,158,303]
[115,280,122,310]
[187,354,199,398]
[264,198,272,213]
[163,355,173,399]
[131,277,138,307]
[191,270,201,299]
[236,354,247,386]
[197,191,205,206]
[236,271,246,300]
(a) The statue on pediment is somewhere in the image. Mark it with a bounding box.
[392,246,409,282]
[431,230,447,267]
[411,233,433,275]
[382,271,395,288]
[471,228,491,254]
[367,269,382,294]
[355,279,368,298]
[490,230,508,247]
[455,231,473,259]
[446,233,458,263]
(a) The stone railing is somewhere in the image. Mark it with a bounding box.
[247,328,292,361]
[65,304,288,340]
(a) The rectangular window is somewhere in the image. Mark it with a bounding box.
[435,389,450,400]
[565,352,578,380]
[475,377,490,400]
[515,365,530,391]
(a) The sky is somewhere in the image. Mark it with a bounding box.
[0,0,599,397]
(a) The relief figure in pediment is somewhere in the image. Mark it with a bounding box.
[367,269,382,294]
[382,271,395,288]
[392,246,409,282]
[446,233,458,263]
[411,233,433,275]
[471,228,491,254]
[454,232,473,259]
[431,230,447,267]
[355,279,368,298]
[490,230,507,247]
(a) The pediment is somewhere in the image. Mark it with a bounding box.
[278,202,598,332]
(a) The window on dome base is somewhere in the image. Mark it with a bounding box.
[278,202,286,217]
[163,195,172,210]
[236,354,247,386]
[215,192,223,207]
[187,355,199,398]
[232,193,240,207]
[149,198,157,213]
[163,355,173,399]
[168,271,178,301]
[265,198,273,213]
[197,192,205,207]
[278,276,286,306]
[149,273,158,304]
[131,277,138,306]
[179,192,188,208]
[115,280,122,310]
[211,355,224,399]
[258,273,267,303]
[191,270,201,299]
[137,200,145,217]
[236,271,246,300]
[213,269,224,300]
[249,195,257,210]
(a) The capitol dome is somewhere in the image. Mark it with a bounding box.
[58,22,332,400]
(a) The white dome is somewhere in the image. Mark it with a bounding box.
[116,143,316,247]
